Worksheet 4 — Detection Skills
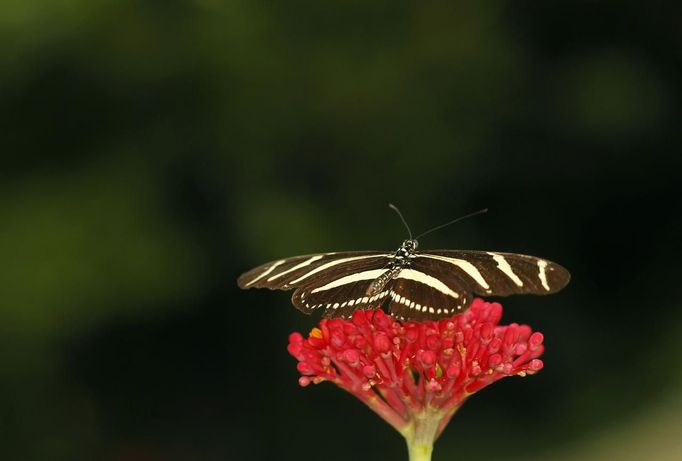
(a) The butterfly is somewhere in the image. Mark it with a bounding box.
[237,207,570,321]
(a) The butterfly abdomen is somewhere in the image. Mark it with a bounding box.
[366,266,403,297]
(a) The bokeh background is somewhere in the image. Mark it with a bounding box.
[1,1,681,460]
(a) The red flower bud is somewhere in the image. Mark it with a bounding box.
[287,298,547,457]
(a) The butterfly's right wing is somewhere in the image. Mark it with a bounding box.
[416,250,571,297]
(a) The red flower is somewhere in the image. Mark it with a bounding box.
[287,298,545,461]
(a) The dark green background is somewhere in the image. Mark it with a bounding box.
[1,1,680,460]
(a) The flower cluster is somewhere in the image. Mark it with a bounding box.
[287,298,545,460]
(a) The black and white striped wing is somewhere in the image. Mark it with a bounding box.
[386,265,469,321]
[292,267,394,319]
[237,251,392,316]
[418,251,570,296]
[387,251,570,321]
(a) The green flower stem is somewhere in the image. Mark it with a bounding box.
[406,439,433,461]
[403,408,442,461]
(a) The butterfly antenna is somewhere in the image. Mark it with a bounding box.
[388,203,413,239]
[415,208,488,240]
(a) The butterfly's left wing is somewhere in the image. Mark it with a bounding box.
[238,251,384,289]
[238,251,393,317]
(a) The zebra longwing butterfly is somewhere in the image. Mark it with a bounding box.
[237,238,570,322]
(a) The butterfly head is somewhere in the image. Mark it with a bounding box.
[394,239,418,260]
[403,239,418,252]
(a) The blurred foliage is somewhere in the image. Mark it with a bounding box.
[1,0,681,460]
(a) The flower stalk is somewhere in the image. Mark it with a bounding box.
[288,298,545,461]
[403,407,442,461]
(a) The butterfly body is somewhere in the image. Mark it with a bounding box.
[365,239,418,295]
[238,236,570,321]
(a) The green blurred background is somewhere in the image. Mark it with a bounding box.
[1,1,680,460]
